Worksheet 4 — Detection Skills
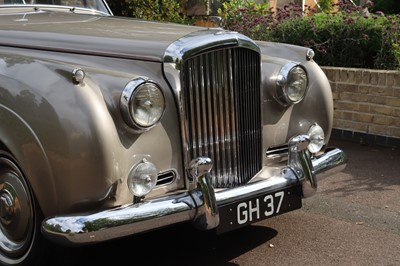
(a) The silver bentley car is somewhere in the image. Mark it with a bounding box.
[0,0,347,265]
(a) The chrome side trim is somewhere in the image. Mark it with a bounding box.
[0,4,112,16]
[156,170,176,186]
[41,139,346,246]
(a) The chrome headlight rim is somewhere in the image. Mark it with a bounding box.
[276,62,309,106]
[120,78,166,132]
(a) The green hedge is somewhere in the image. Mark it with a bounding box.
[106,0,191,24]
[269,13,400,70]
[105,0,400,70]
[218,1,400,70]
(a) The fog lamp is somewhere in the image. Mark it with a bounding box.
[307,124,325,153]
[127,159,158,197]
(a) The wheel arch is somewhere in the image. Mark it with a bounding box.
[0,105,57,216]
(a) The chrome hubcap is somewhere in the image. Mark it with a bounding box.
[0,189,15,225]
[0,155,33,258]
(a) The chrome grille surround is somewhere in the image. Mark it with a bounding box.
[164,30,262,188]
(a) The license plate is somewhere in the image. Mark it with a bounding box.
[216,185,302,234]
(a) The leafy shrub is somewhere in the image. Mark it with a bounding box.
[219,0,400,70]
[317,0,336,13]
[217,0,273,40]
[271,12,400,69]
[105,0,399,69]
[111,0,189,24]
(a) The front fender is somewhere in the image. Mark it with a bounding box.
[0,50,183,216]
[257,41,333,148]
[0,53,118,215]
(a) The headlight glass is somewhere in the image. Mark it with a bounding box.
[286,66,308,103]
[131,83,165,127]
[307,124,325,153]
[277,63,308,105]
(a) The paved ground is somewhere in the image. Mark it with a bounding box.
[48,138,400,265]
[239,138,400,266]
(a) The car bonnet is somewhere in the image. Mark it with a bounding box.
[0,9,214,62]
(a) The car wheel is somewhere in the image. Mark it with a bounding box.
[0,151,46,265]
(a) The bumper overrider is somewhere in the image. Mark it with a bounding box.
[41,135,347,246]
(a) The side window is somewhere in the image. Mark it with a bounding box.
[59,1,96,8]
[3,0,26,4]
[35,0,57,4]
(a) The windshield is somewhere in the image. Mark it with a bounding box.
[0,0,112,14]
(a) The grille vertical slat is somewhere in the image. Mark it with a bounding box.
[194,57,203,157]
[211,53,221,181]
[183,47,261,188]
[217,52,226,183]
[204,54,215,174]
[226,50,236,186]
[199,56,209,157]
[187,59,197,159]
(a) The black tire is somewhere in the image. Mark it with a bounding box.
[0,151,47,265]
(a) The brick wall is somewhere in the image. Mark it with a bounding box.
[321,67,400,147]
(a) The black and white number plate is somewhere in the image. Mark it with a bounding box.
[216,185,302,234]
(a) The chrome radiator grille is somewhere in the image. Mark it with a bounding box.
[182,47,262,188]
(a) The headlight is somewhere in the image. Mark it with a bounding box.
[120,78,165,131]
[307,124,325,153]
[127,159,158,197]
[276,62,308,105]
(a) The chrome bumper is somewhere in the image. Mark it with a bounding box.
[42,135,347,246]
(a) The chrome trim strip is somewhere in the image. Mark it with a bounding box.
[41,138,346,246]
[214,167,298,205]
[0,4,112,16]
[164,30,260,66]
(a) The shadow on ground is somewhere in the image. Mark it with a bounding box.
[47,223,278,265]
[326,138,400,196]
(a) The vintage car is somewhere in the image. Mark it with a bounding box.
[0,0,347,265]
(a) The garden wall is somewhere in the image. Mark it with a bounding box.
[321,67,400,148]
